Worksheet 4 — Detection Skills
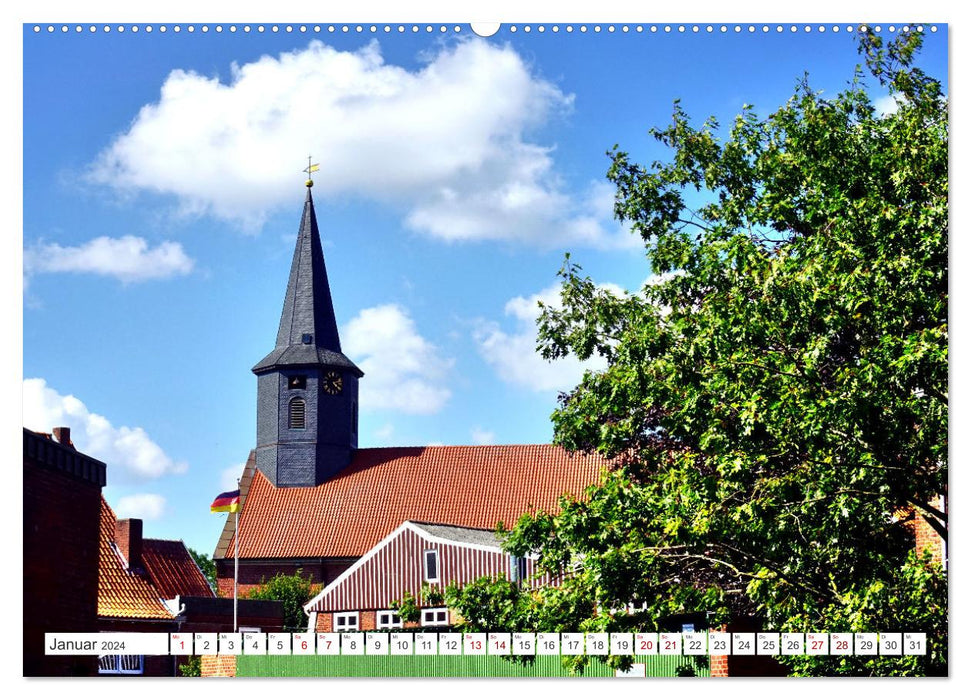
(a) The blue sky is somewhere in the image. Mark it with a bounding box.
[21,20,948,555]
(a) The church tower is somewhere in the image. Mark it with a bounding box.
[252,178,363,487]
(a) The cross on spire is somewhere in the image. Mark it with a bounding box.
[304,156,320,187]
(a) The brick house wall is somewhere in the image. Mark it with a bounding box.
[910,500,946,566]
[710,652,730,677]
[216,558,353,597]
[23,428,106,677]
[201,655,237,677]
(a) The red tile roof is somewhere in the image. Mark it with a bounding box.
[220,444,606,560]
[142,539,215,600]
[98,498,172,620]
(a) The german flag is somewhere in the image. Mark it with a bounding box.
[210,489,240,513]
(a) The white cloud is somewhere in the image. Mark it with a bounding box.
[24,236,194,283]
[343,304,453,414]
[471,427,496,445]
[23,378,188,481]
[88,39,630,248]
[220,463,246,491]
[874,92,903,117]
[475,283,626,392]
[115,494,166,521]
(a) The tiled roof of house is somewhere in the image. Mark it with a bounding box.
[98,498,172,620]
[217,444,606,560]
[142,539,215,600]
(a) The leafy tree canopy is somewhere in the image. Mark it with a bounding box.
[449,29,947,676]
[245,571,316,632]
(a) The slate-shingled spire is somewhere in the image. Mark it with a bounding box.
[252,179,363,488]
[277,186,341,351]
[252,186,362,375]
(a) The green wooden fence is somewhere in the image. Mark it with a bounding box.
[238,653,709,677]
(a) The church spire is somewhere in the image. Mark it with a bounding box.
[252,181,362,376]
[275,185,342,352]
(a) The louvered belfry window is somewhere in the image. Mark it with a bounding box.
[289,398,306,429]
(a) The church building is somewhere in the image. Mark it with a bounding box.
[213,177,606,624]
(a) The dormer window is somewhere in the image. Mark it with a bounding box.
[289,398,306,430]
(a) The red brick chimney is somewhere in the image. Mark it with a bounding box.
[52,426,73,448]
[115,519,143,570]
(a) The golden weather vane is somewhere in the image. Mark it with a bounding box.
[304,156,320,187]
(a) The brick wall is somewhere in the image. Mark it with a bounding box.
[114,519,143,568]
[216,561,326,597]
[710,653,730,677]
[216,558,350,597]
[201,655,237,677]
[315,612,333,633]
[23,430,105,677]
[911,503,946,566]
[360,610,376,631]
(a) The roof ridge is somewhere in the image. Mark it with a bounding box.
[407,520,499,532]
[357,443,567,450]
[143,537,188,545]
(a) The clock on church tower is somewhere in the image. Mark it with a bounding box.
[251,179,364,488]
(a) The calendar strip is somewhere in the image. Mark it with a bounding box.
[45,631,927,656]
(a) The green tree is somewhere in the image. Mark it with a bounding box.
[188,547,217,593]
[453,29,947,676]
[178,656,202,677]
[393,583,445,625]
[245,571,315,632]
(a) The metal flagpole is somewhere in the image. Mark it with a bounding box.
[234,478,239,633]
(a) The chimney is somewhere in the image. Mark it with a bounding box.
[115,519,143,570]
[52,426,73,448]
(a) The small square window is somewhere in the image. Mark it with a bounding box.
[333,612,359,631]
[377,610,403,629]
[421,608,449,627]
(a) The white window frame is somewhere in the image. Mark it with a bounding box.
[376,610,403,629]
[98,654,144,675]
[421,607,449,627]
[423,549,440,583]
[333,611,359,631]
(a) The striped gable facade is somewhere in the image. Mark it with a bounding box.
[304,521,550,632]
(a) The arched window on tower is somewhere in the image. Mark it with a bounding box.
[289,398,306,430]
